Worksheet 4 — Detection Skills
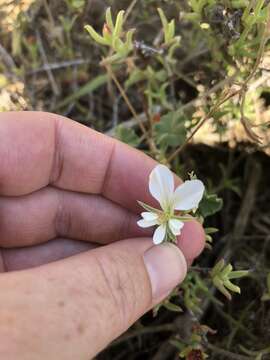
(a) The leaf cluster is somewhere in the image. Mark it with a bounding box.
[210,259,249,300]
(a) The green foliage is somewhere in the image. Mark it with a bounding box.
[163,301,183,313]
[181,273,209,314]
[4,1,270,356]
[65,0,85,10]
[85,8,135,63]
[154,112,187,150]
[114,125,140,147]
[153,289,183,316]
[204,227,219,244]
[210,259,249,300]
[171,324,213,359]
[56,74,108,109]
[157,8,177,45]
[185,0,270,77]
[199,192,223,218]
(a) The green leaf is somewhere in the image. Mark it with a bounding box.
[154,111,187,149]
[211,259,225,278]
[157,8,176,44]
[114,125,140,147]
[125,69,145,88]
[67,0,85,10]
[213,277,232,300]
[137,201,161,215]
[158,8,168,32]
[85,25,109,46]
[210,259,248,299]
[164,301,183,312]
[228,270,250,279]
[125,29,135,52]
[113,10,125,39]
[220,264,233,278]
[55,74,108,109]
[199,192,223,218]
[105,7,114,31]
[205,227,219,234]
[224,280,241,294]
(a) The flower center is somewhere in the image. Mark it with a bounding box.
[157,208,173,225]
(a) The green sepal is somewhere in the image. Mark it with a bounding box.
[137,201,162,215]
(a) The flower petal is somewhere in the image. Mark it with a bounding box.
[153,224,166,245]
[173,180,204,211]
[141,212,159,221]
[169,219,184,236]
[137,219,158,228]
[149,165,174,210]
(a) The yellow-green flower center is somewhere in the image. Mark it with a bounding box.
[157,208,173,225]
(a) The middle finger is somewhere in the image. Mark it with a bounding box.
[0,187,146,248]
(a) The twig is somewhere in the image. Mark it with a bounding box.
[226,301,256,349]
[105,112,147,136]
[35,30,60,96]
[207,343,252,360]
[0,42,16,70]
[189,266,211,275]
[233,160,261,239]
[105,64,159,155]
[152,340,177,360]
[27,59,91,75]
[123,0,138,22]
[105,72,238,137]
[179,47,209,70]
[214,305,257,342]
[239,4,270,144]
[151,311,198,360]
[168,5,270,161]
[43,0,55,29]
[112,323,176,347]
[240,345,270,357]
[112,95,121,127]
[168,89,240,162]
[243,4,270,86]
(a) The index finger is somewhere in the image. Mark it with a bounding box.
[0,111,162,212]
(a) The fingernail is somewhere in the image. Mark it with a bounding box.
[143,243,187,302]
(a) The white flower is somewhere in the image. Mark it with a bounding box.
[137,164,205,245]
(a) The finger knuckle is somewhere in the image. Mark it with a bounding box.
[54,192,72,237]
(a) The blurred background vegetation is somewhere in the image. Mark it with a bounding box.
[1,0,270,359]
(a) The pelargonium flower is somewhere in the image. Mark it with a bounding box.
[137,164,205,245]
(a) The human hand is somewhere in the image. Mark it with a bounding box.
[0,112,205,360]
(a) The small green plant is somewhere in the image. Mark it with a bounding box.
[3,1,270,358]
[210,259,249,300]
[82,3,270,357]
[85,8,135,63]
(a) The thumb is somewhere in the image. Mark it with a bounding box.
[0,238,187,360]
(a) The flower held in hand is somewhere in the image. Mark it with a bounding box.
[137,165,204,245]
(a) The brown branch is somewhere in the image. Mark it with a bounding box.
[207,343,252,360]
[233,159,262,239]
[105,64,159,155]
[112,323,176,347]
[168,89,240,162]
[35,30,60,97]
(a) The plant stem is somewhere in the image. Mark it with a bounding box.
[112,323,176,346]
[207,343,253,360]
[105,64,159,156]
